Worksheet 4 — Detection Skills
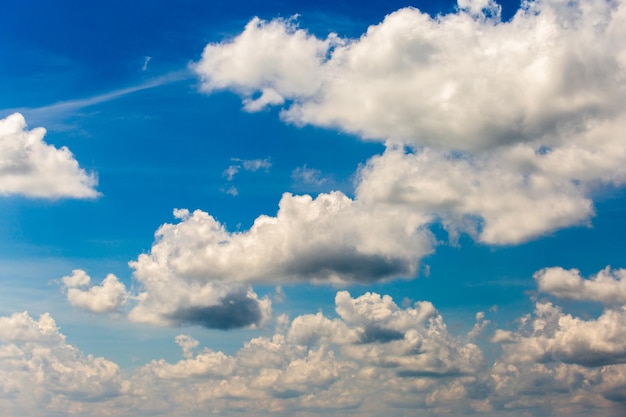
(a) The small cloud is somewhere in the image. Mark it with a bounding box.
[0,113,99,199]
[223,165,240,181]
[142,56,152,72]
[220,185,238,196]
[291,164,328,186]
[60,269,129,314]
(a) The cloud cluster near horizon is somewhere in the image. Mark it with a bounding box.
[6,272,626,416]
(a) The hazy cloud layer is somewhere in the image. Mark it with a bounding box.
[0,113,99,199]
[4,286,626,416]
[0,312,124,416]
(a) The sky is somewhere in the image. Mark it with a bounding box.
[1,0,626,415]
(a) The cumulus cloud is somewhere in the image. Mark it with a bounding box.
[496,301,626,367]
[193,0,626,245]
[136,291,485,414]
[356,145,595,244]
[129,192,432,285]
[5,288,626,416]
[535,266,626,304]
[127,192,432,326]
[0,311,124,416]
[194,1,626,151]
[0,113,99,199]
[61,270,129,314]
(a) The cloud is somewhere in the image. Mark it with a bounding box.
[136,291,485,414]
[5,287,626,416]
[126,191,432,326]
[535,266,626,304]
[61,270,129,314]
[355,145,595,244]
[292,164,328,187]
[193,0,626,245]
[0,113,99,199]
[6,71,191,128]
[194,1,626,151]
[496,301,626,367]
[224,157,272,181]
[0,311,124,416]
[222,157,272,196]
[129,193,433,288]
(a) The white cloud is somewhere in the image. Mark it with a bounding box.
[61,270,129,314]
[355,145,594,244]
[535,266,626,304]
[0,113,99,199]
[497,301,626,366]
[194,1,626,151]
[130,192,432,286]
[136,291,486,415]
[0,311,124,416]
[292,164,328,187]
[194,0,626,245]
[127,192,432,326]
[5,287,626,416]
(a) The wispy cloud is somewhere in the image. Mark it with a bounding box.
[1,70,191,129]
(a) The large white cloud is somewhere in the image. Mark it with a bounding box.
[356,145,596,244]
[127,193,433,326]
[535,266,626,304]
[194,0,626,151]
[0,113,99,199]
[193,0,626,245]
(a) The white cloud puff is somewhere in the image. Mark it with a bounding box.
[535,266,626,304]
[356,145,595,244]
[0,311,124,416]
[194,0,626,151]
[0,113,99,199]
[127,192,433,327]
[61,270,129,314]
[497,301,626,366]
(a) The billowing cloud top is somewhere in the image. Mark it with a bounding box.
[194,0,626,150]
[0,113,99,199]
[192,0,626,247]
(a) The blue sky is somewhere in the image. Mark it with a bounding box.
[2,0,626,416]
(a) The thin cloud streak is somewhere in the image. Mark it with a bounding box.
[2,70,192,128]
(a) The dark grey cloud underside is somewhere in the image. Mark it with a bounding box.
[283,249,416,283]
[167,293,263,330]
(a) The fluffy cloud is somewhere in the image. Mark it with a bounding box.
[4,287,626,416]
[497,301,626,366]
[535,266,626,304]
[127,192,432,326]
[61,270,129,313]
[0,113,99,199]
[193,0,626,245]
[0,312,124,416]
[194,0,626,151]
[135,291,485,415]
[356,145,596,244]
